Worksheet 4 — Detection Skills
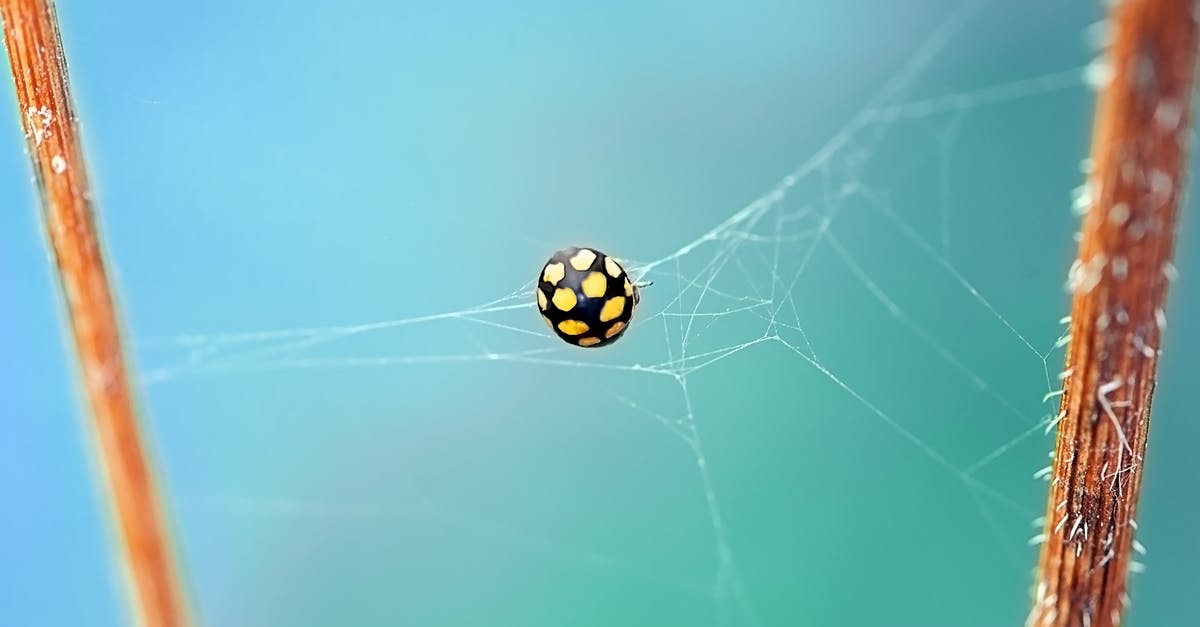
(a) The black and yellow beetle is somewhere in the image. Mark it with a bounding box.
[536,247,640,348]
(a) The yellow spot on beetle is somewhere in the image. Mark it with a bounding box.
[599,296,626,322]
[552,288,577,311]
[570,249,597,271]
[577,336,601,347]
[605,321,626,338]
[536,289,547,310]
[581,272,607,298]
[604,256,623,278]
[558,320,589,335]
[624,278,633,297]
[543,262,565,285]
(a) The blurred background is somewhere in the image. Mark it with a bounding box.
[3,1,1197,625]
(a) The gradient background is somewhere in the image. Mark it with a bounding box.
[3,1,1198,626]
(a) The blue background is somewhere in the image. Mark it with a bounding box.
[3,1,1198,626]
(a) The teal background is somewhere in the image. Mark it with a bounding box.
[3,1,1198,626]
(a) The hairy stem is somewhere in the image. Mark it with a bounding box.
[1029,2,1197,626]
[1,1,189,625]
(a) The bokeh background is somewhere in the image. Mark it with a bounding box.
[3,1,1197,626]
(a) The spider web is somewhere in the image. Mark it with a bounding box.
[119,3,1113,626]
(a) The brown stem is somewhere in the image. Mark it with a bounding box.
[1,1,189,625]
[1029,2,1198,626]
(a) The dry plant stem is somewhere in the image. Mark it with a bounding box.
[1029,2,1197,626]
[1,1,189,625]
